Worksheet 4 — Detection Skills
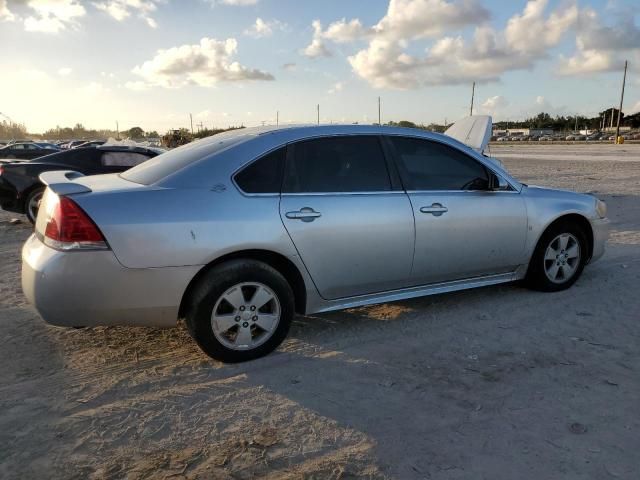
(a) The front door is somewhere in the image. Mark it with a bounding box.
[280,135,415,300]
[386,135,528,285]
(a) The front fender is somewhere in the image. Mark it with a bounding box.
[522,186,599,259]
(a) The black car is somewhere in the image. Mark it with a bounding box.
[0,142,59,160]
[0,145,162,223]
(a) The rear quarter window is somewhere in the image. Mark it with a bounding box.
[234,147,285,194]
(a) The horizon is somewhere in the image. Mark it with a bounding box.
[2,0,639,133]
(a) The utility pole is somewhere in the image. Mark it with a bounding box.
[610,107,614,129]
[378,96,382,125]
[276,110,279,126]
[615,60,628,144]
[116,121,119,140]
[575,115,578,132]
[189,113,194,135]
[317,104,320,125]
[470,82,475,116]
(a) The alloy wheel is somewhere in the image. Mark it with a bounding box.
[210,282,281,351]
[543,233,581,284]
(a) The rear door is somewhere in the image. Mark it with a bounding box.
[280,135,415,300]
[386,135,528,285]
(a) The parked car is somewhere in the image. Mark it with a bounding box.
[21,123,609,363]
[0,145,161,223]
[35,142,62,150]
[75,140,106,148]
[0,142,59,160]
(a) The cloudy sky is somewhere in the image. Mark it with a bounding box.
[1,0,639,133]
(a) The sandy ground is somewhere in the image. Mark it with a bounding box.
[1,143,639,479]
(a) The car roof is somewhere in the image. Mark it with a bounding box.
[185,124,463,153]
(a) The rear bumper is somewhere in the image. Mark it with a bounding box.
[21,234,201,328]
[589,217,609,263]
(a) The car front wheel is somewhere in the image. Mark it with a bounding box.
[186,260,295,363]
[526,222,588,292]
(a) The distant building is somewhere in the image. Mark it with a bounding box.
[492,128,554,137]
[603,126,631,133]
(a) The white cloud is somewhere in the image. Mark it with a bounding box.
[124,80,149,91]
[347,0,578,89]
[303,20,333,58]
[328,81,345,94]
[57,67,72,76]
[323,18,370,43]
[529,95,567,116]
[373,0,490,40]
[244,17,285,38]
[558,8,640,75]
[481,95,508,112]
[504,0,577,55]
[93,0,160,28]
[281,62,297,71]
[24,0,86,33]
[81,81,107,95]
[0,0,15,21]
[208,0,259,5]
[132,37,274,88]
[195,109,211,118]
[631,100,640,114]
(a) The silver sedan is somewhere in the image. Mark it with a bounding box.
[22,122,609,362]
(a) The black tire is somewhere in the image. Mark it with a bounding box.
[25,187,45,224]
[526,221,588,292]
[185,259,295,363]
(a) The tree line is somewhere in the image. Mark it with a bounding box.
[494,109,640,131]
[3,110,639,142]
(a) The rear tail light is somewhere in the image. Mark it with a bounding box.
[43,196,109,250]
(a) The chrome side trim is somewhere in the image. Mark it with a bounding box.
[405,190,520,195]
[309,271,522,314]
[281,191,406,197]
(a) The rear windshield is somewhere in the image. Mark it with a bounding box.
[120,130,250,185]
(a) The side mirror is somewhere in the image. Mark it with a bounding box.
[491,173,510,191]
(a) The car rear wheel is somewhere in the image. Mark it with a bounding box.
[526,221,588,292]
[25,187,45,224]
[185,260,295,363]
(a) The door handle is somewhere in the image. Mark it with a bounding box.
[420,203,448,217]
[285,208,322,222]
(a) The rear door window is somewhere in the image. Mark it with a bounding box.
[283,136,391,193]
